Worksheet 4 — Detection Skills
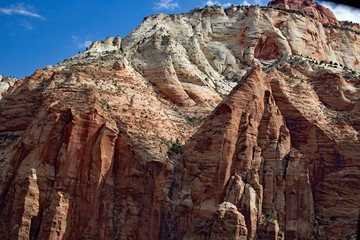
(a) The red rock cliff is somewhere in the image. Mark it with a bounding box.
[268,0,340,26]
[0,3,359,240]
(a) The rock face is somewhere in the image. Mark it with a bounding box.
[0,46,218,240]
[88,36,121,52]
[167,61,360,239]
[122,2,360,82]
[171,68,316,239]
[268,0,339,26]
[341,21,360,33]
[0,75,17,100]
[0,1,360,240]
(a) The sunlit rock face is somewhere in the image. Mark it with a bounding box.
[267,0,340,26]
[0,1,359,239]
[0,75,17,100]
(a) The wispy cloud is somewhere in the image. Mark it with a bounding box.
[0,3,44,19]
[79,40,93,48]
[321,1,360,24]
[154,0,179,10]
[204,1,233,7]
[254,0,263,5]
[72,36,92,49]
[204,0,264,7]
[19,20,34,31]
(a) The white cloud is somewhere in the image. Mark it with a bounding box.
[154,0,179,10]
[321,1,360,24]
[79,40,92,49]
[222,3,233,7]
[72,36,92,49]
[205,1,220,6]
[205,1,233,7]
[0,3,44,19]
[202,0,264,8]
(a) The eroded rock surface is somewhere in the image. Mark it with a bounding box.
[0,1,359,240]
[0,75,17,100]
[268,0,339,26]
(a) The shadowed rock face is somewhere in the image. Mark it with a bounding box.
[0,1,360,240]
[170,66,360,239]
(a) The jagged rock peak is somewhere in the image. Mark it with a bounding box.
[88,36,121,52]
[268,0,339,25]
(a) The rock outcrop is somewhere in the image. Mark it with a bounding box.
[0,47,219,239]
[171,68,316,239]
[0,1,359,240]
[268,0,340,26]
[0,75,17,100]
[166,60,360,239]
[341,21,360,33]
[122,2,360,87]
[88,36,121,52]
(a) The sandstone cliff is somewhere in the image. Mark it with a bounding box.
[0,1,359,240]
[170,64,360,239]
[0,75,17,100]
[267,0,339,26]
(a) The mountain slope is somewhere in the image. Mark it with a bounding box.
[0,1,359,239]
[171,65,359,239]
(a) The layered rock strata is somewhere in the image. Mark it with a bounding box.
[0,1,359,240]
[268,0,340,26]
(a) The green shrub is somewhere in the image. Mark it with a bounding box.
[167,139,183,158]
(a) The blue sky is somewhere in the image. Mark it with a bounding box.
[0,0,359,78]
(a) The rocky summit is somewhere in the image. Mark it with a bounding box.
[0,1,359,239]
